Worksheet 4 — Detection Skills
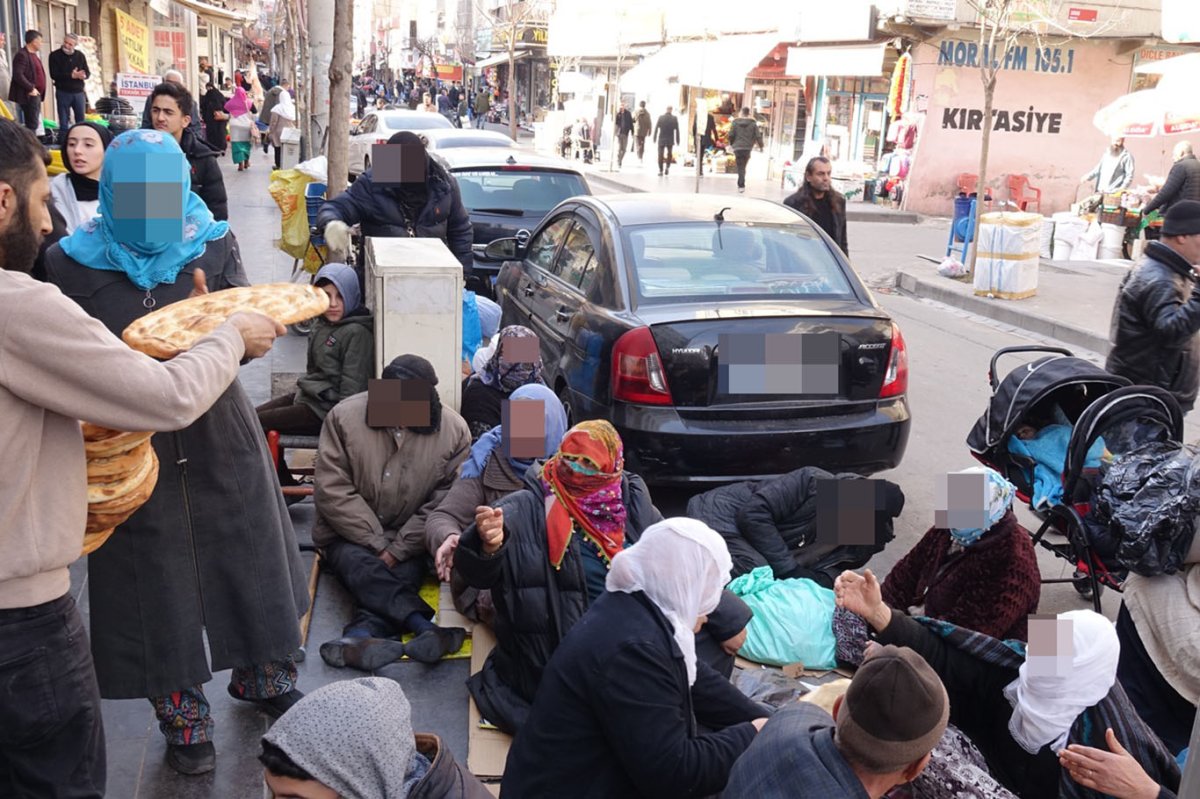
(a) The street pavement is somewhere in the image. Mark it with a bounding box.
[78,138,1196,797]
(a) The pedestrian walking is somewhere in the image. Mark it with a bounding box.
[634,100,651,162]
[268,87,296,170]
[225,84,256,173]
[692,110,717,176]
[783,156,848,254]
[200,79,229,156]
[475,88,490,129]
[727,107,762,193]
[614,101,633,168]
[653,106,679,176]
[9,30,45,135]
[0,118,284,799]
[1106,200,1200,412]
[49,32,89,129]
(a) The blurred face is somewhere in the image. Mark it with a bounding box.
[320,282,345,323]
[151,96,189,141]
[67,127,105,180]
[807,161,833,194]
[263,770,338,799]
[27,36,42,52]
[0,157,53,273]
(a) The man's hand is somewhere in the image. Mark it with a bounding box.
[475,505,504,554]
[225,311,286,359]
[189,268,209,298]
[834,569,891,632]
[29,88,38,97]
[378,550,399,569]
[324,220,352,257]
[435,534,460,581]
[1058,728,1162,799]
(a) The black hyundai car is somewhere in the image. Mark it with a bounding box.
[485,193,910,485]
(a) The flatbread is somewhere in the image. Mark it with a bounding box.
[87,439,152,481]
[84,429,152,459]
[88,450,159,515]
[122,283,330,359]
[87,444,156,504]
[82,528,117,556]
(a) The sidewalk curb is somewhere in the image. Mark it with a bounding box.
[896,268,1110,356]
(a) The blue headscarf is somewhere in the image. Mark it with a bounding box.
[59,129,230,291]
[946,466,1016,547]
[459,383,566,479]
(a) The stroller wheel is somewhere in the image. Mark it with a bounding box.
[289,319,315,336]
[1072,569,1103,600]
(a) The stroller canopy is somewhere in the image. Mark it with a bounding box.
[967,356,1129,458]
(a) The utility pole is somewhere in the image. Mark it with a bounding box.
[307,0,335,157]
[327,0,353,197]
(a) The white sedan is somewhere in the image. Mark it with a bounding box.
[347,109,453,177]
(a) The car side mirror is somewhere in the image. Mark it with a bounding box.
[483,237,523,261]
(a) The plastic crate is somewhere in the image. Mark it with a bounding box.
[1099,208,1131,227]
[306,182,327,245]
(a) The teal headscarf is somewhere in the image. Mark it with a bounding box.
[944,466,1016,547]
[59,129,230,291]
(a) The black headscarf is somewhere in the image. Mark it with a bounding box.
[62,121,113,203]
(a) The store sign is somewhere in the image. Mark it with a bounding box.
[903,0,956,22]
[937,39,1077,74]
[1067,7,1097,22]
[116,72,162,115]
[115,9,151,75]
[940,105,1063,133]
[494,24,548,48]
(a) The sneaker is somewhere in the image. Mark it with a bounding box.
[226,685,305,719]
[166,741,216,775]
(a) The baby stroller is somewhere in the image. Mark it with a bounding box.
[966,346,1184,612]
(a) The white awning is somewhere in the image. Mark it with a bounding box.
[786,43,886,77]
[622,34,780,94]
[475,51,531,70]
[170,0,253,24]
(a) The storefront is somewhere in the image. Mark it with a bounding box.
[746,43,807,182]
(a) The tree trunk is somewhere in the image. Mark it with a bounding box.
[967,72,995,274]
[507,33,518,141]
[327,0,353,197]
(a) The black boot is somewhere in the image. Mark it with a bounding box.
[404,626,467,664]
[319,637,407,671]
[166,741,216,775]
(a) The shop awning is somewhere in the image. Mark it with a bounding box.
[622,34,780,94]
[786,43,886,77]
[170,0,253,24]
[475,51,531,70]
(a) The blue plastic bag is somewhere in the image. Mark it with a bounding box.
[462,290,482,363]
[728,566,837,669]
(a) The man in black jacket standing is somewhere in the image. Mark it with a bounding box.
[1143,141,1200,218]
[614,101,634,169]
[1107,200,1200,412]
[148,81,228,220]
[49,33,89,128]
[652,105,679,177]
[784,156,848,254]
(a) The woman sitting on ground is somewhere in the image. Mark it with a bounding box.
[459,324,545,440]
[425,382,568,623]
[835,569,1181,799]
[881,466,1040,641]
[256,262,374,438]
[501,519,770,799]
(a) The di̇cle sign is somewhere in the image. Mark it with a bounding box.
[938,39,1078,74]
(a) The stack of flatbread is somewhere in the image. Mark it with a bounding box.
[122,283,330,359]
[82,423,159,556]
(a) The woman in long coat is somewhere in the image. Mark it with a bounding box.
[200,80,229,156]
[43,130,309,776]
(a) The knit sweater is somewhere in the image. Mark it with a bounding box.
[881,511,1040,641]
[0,268,245,609]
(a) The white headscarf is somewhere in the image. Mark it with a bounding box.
[605,517,732,685]
[1003,610,1120,754]
[274,89,296,122]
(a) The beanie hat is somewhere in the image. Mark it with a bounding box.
[1163,199,1200,237]
[381,354,442,434]
[836,645,949,773]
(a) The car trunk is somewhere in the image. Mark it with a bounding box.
[469,212,542,246]
[641,302,895,410]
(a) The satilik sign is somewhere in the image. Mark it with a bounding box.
[941,106,1063,133]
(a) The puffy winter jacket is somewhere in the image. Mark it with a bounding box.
[180,127,228,221]
[295,309,374,420]
[315,157,473,271]
[455,467,662,734]
[1106,241,1200,412]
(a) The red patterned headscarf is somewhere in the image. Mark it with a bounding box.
[541,419,626,568]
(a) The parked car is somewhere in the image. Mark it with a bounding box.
[485,193,911,485]
[348,109,453,177]
[432,146,590,295]
[419,128,514,151]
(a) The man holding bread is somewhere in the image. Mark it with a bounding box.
[0,118,284,797]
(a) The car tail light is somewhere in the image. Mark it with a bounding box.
[612,327,673,405]
[879,322,909,398]
[501,165,532,171]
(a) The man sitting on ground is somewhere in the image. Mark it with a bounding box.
[724,643,949,799]
[314,354,471,668]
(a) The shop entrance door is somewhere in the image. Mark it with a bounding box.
[34,0,75,125]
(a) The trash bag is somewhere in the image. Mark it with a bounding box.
[938,257,968,278]
[728,566,837,669]
[729,666,810,708]
[268,168,315,262]
[1092,441,1200,576]
[462,290,482,363]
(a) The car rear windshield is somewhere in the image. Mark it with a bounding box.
[624,222,855,304]
[452,170,588,214]
[384,114,451,130]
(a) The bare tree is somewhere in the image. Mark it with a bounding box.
[476,0,546,140]
[411,35,443,82]
[327,0,353,197]
[964,0,1119,273]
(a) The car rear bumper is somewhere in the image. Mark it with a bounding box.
[610,398,911,484]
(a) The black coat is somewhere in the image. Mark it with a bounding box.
[315,158,473,271]
[1106,241,1200,412]
[502,590,763,798]
[784,183,848,254]
[653,113,680,146]
[180,127,229,221]
[48,47,89,94]
[615,109,634,136]
[1143,155,1200,216]
[456,468,663,733]
[42,233,309,698]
